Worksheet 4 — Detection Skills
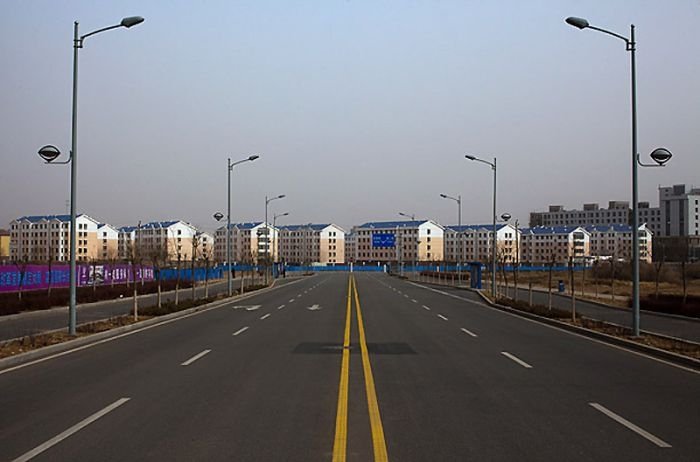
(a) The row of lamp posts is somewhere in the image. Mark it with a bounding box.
[36,14,676,339]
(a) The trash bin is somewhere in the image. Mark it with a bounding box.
[558,280,565,292]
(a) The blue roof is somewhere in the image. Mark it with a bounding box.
[445,224,508,232]
[358,220,427,228]
[584,224,634,233]
[140,220,181,229]
[521,226,587,235]
[280,224,331,231]
[118,226,138,233]
[17,214,72,223]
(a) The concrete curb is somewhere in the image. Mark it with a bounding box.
[469,289,700,372]
[0,277,306,373]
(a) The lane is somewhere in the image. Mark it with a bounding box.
[355,273,700,461]
[0,275,329,461]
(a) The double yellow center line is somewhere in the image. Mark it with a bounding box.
[332,274,388,462]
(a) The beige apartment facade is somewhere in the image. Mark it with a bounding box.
[520,226,591,264]
[352,220,444,264]
[278,224,345,265]
[586,224,653,263]
[0,229,10,260]
[444,224,519,264]
[9,214,102,262]
[214,222,279,264]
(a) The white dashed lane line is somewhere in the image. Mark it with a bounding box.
[181,349,211,366]
[289,299,295,303]
[460,328,478,338]
[501,352,532,369]
[233,326,250,336]
[277,304,286,310]
[589,403,671,448]
[411,299,418,303]
[260,314,271,320]
[437,314,449,321]
[422,305,431,311]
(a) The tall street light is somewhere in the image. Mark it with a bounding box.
[440,193,462,276]
[37,16,144,335]
[565,17,673,336]
[398,212,417,271]
[226,155,259,296]
[273,211,289,271]
[465,155,497,299]
[265,194,286,282]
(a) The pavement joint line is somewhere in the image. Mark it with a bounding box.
[406,280,700,375]
[233,326,250,336]
[589,403,672,448]
[437,314,449,321]
[461,327,478,337]
[181,349,211,366]
[501,351,533,369]
[260,313,271,320]
[277,304,286,310]
[11,397,130,462]
[422,305,431,311]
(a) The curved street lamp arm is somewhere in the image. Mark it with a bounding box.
[79,24,122,45]
[440,193,459,203]
[636,153,664,168]
[470,157,496,170]
[587,25,632,49]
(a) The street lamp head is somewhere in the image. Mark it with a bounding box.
[277,194,286,199]
[565,17,589,29]
[439,194,447,199]
[281,212,289,217]
[649,148,672,166]
[121,16,145,28]
[248,155,260,161]
[464,155,476,161]
[37,145,61,163]
[501,213,512,221]
[213,212,224,222]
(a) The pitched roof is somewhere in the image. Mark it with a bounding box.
[521,226,589,235]
[280,223,331,231]
[357,220,429,228]
[445,224,509,232]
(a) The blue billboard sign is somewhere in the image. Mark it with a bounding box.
[372,232,396,248]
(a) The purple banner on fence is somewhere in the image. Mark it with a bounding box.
[0,264,154,293]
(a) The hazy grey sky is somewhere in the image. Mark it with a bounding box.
[1,1,698,233]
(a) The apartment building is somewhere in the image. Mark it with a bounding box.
[444,224,519,263]
[352,220,444,264]
[345,232,356,264]
[585,224,653,263]
[96,224,119,261]
[278,224,345,265]
[659,184,700,237]
[214,222,279,264]
[9,214,102,262]
[520,226,591,264]
[0,229,10,260]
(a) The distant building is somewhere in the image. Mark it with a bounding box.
[9,214,102,262]
[443,224,519,264]
[278,224,345,265]
[96,223,119,261]
[0,229,10,260]
[520,226,591,264]
[352,220,444,264]
[585,224,653,263]
[659,184,700,237]
[345,232,356,264]
[213,222,279,264]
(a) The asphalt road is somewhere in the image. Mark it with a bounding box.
[0,272,698,461]
[0,278,254,341]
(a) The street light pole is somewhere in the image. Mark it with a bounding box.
[273,211,289,274]
[440,193,462,277]
[226,155,259,296]
[264,194,285,283]
[465,155,497,299]
[398,212,417,272]
[45,16,145,335]
[565,17,646,335]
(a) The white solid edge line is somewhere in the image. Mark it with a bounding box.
[277,304,286,310]
[260,313,271,320]
[437,314,449,321]
[422,305,431,311]
[589,403,672,448]
[461,327,478,337]
[181,349,211,366]
[501,351,533,369]
[408,281,700,376]
[0,278,311,377]
[233,326,250,336]
[11,397,130,462]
